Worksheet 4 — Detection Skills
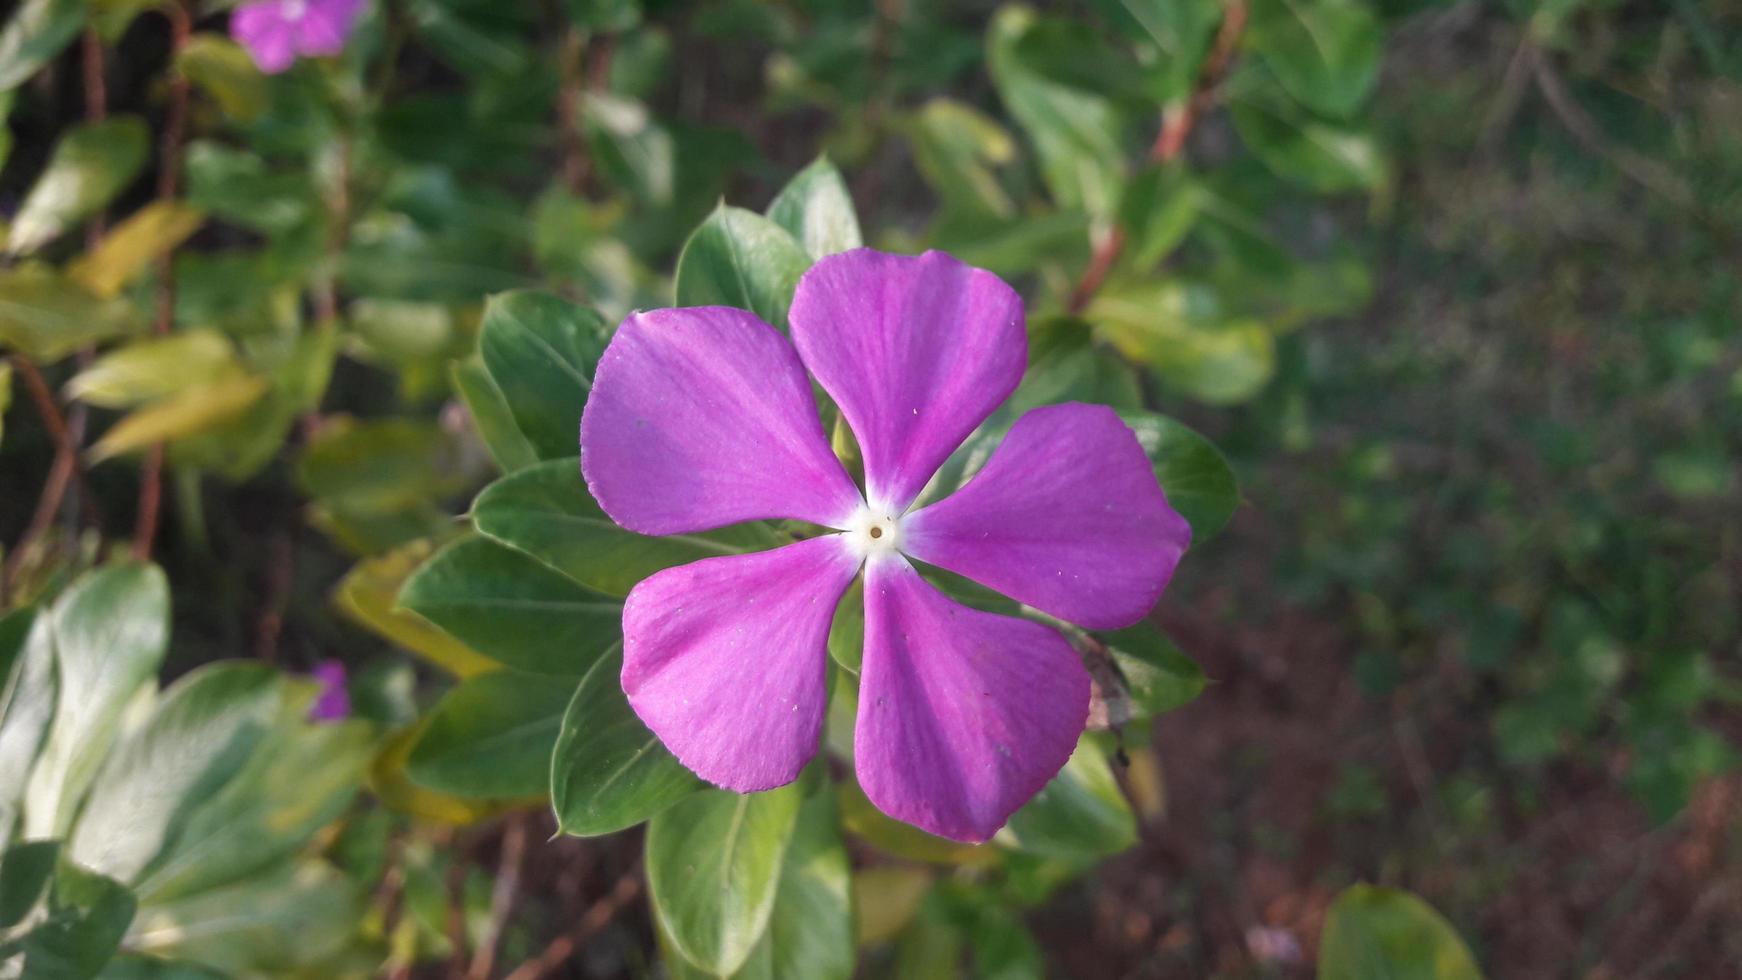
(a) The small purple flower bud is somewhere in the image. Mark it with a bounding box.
[309,659,351,722]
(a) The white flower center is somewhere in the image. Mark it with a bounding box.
[844,506,902,560]
[282,0,309,21]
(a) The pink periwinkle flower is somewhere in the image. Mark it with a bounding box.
[231,0,363,75]
[579,249,1191,842]
[309,659,351,722]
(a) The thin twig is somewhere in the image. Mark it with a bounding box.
[252,530,294,662]
[1066,0,1249,316]
[501,870,642,980]
[558,29,584,195]
[2,358,92,596]
[466,816,531,980]
[133,0,193,563]
[1531,53,1692,207]
[1479,35,1536,152]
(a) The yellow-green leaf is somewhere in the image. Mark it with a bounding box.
[1319,884,1485,980]
[89,373,271,461]
[334,542,500,679]
[0,265,145,361]
[176,35,268,122]
[0,0,84,91]
[66,330,242,408]
[67,202,205,298]
[7,117,150,256]
[1088,283,1276,404]
[0,361,11,447]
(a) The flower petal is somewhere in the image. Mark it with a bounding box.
[789,249,1025,513]
[231,4,297,73]
[581,306,863,534]
[854,557,1089,842]
[903,403,1189,630]
[294,0,362,56]
[623,536,861,792]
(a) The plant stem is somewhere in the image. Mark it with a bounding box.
[1,357,94,597]
[501,870,641,980]
[466,815,530,980]
[1065,0,1249,316]
[133,0,193,563]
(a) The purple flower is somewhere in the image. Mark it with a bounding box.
[309,659,351,722]
[231,0,363,75]
[579,249,1190,842]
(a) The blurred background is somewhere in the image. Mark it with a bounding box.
[0,0,1738,977]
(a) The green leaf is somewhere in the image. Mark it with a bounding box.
[0,606,34,717]
[0,855,137,980]
[647,784,805,975]
[85,954,227,979]
[334,542,500,679]
[471,458,780,598]
[132,720,373,903]
[1000,737,1136,860]
[0,265,145,362]
[0,360,10,447]
[989,318,1143,428]
[1113,0,1221,103]
[66,203,205,299]
[903,98,1017,220]
[67,663,283,886]
[1088,283,1276,404]
[1119,164,1198,268]
[127,861,363,977]
[0,840,58,929]
[0,0,84,92]
[406,670,571,799]
[175,36,267,123]
[1102,622,1206,719]
[1009,17,1149,102]
[766,157,863,260]
[987,7,1125,220]
[674,206,812,332]
[452,356,540,474]
[1247,0,1380,120]
[0,611,53,840]
[937,883,1043,980]
[297,416,465,512]
[1318,884,1485,980]
[1231,95,1385,192]
[826,578,865,674]
[582,93,676,205]
[66,331,243,409]
[88,0,160,43]
[853,866,933,945]
[349,298,457,365]
[551,642,698,837]
[837,779,997,867]
[88,374,272,462]
[934,210,1092,279]
[1116,412,1239,541]
[565,0,639,30]
[8,117,150,255]
[477,290,608,461]
[0,92,12,174]
[22,563,169,839]
[734,788,854,980]
[398,536,622,677]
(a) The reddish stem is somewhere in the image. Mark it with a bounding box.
[133,0,194,563]
[1065,0,1249,316]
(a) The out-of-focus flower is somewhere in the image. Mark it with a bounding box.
[231,0,364,75]
[1245,925,1303,966]
[579,248,1191,843]
[309,659,351,722]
